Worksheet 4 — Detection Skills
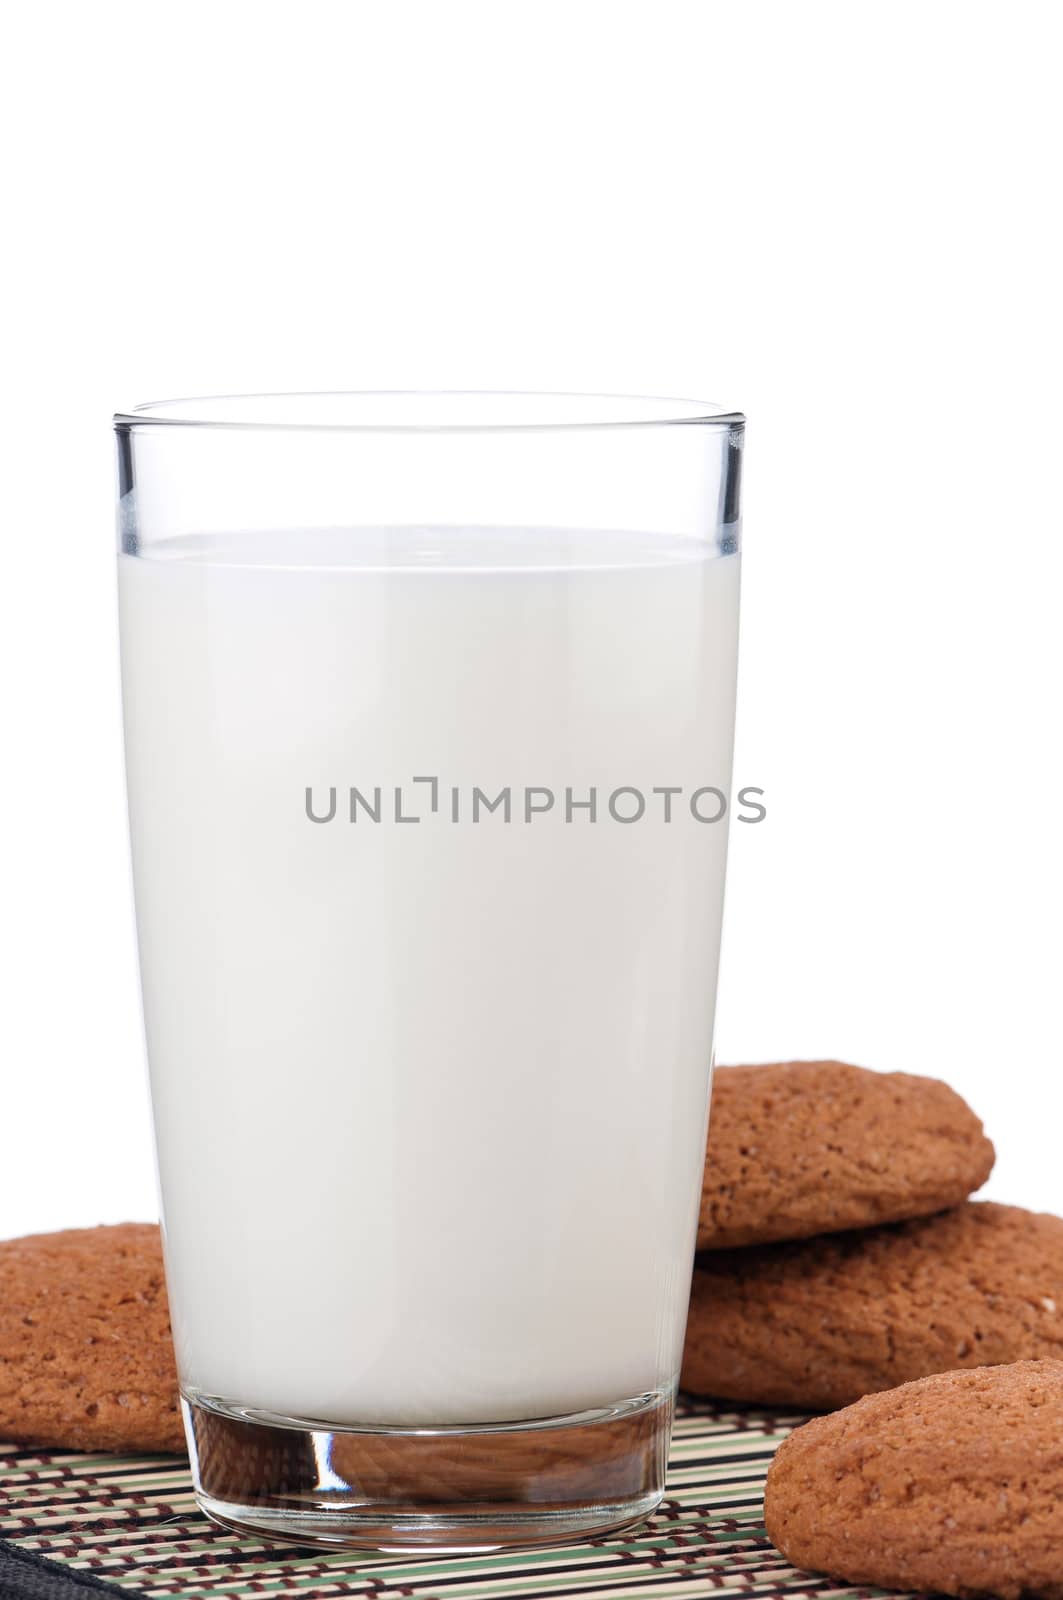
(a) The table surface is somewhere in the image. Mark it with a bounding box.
[0,1398,908,1600]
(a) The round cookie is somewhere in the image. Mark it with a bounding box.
[0,1223,183,1453]
[700,1060,994,1249]
[683,1201,1063,1409]
[764,1361,1063,1599]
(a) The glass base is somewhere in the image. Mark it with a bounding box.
[183,1388,673,1551]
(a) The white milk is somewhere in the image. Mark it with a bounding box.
[119,528,740,1427]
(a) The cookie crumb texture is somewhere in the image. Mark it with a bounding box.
[701,1060,994,1249]
[683,1202,1063,1408]
[0,1223,183,1453]
[765,1361,1063,1599]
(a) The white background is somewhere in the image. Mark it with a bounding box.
[1,1,1060,1239]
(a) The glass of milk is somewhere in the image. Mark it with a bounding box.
[115,392,744,1550]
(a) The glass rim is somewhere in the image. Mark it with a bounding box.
[113,390,744,435]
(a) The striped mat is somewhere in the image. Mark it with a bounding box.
[0,1398,907,1599]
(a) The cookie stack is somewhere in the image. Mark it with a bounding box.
[4,1059,1056,1597]
[682,1059,1063,1408]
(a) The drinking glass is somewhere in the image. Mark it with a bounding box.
[115,392,744,1550]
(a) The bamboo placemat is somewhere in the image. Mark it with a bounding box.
[0,1398,905,1599]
